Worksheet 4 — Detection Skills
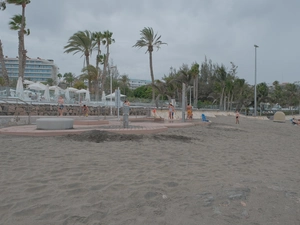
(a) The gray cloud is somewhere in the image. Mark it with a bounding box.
[1,0,299,84]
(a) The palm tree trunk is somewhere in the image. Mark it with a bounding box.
[85,54,90,67]
[193,77,198,108]
[95,45,101,101]
[18,30,23,81]
[149,51,155,103]
[227,93,230,110]
[101,65,107,97]
[0,40,9,86]
[101,45,110,97]
[20,3,26,82]
[85,53,90,91]
[230,94,234,110]
[220,86,225,110]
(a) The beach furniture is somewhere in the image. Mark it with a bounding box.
[273,111,285,123]
[202,114,209,122]
[36,118,74,130]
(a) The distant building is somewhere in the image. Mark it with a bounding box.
[0,57,58,82]
[129,78,151,90]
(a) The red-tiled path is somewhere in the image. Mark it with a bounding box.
[0,117,209,136]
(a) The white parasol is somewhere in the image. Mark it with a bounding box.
[16,77,24,99]
[43,84,50,101]
[64,88,70,101]
[85,88,90,102]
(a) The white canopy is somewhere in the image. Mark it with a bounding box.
[48,86,61,97]
[27,82,46,91]
[105,92,126,99]
[67,87,78,92]
[23,79,34,85]
[76,89,87,94]
[49,85,59,90]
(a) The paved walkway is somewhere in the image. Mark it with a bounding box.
[0,117,209,136]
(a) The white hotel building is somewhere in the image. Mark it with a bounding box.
[0,57,58,82]
[128,78,151,89]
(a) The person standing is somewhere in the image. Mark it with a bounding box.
[186,103,193,119]
[168,103,173,119]
[58,96,64,116]
[124,100,130,106]
[82,104,89,117]
[235,110,240,124]
[152,107,157,118]
[171,104,175,119]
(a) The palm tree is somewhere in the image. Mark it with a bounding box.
[118,74,130,95]
[190,62,200,107]
[270,80,283,104]
[214,64,228,110]
[64,30,95,68]
[57,73,62,81]
[0,39,9,86]
[100,30,115,97]
[199,57,215,101]
[8,14,30,34]
[79,65,99,94]
[152,79,175,107]
[133,27,167,102]
[92,32,103,69]
[0,1,6,10]
[178,64,193,95]
[92,31,103,100]
[9,14,30,81]
[6,0,31,82]
[233,78,246,109]
[283,83,298,107]
[63,72,76,87]
[224,75,234,111]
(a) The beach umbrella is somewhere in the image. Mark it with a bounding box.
[27,82,46,91]
[49,86,61,97]
[105,92,126,99]
[9,89,15,97]
[85,88,90,102]
[76,89,87,102]
[76,89,87,94]
[101,91,106,101]
[67,87,78,92]
[23,79,34,85]
[16,77,24,99]
[23,90,34,98]
[54,86,60,97]
[43,84,50,101]
[65,88,70,101]
[49,85,57,90]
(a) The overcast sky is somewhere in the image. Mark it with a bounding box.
[1,0,299,85]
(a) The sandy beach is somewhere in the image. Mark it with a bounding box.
[0,115,299,225]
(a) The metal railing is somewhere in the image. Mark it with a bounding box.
[0,96,33,125]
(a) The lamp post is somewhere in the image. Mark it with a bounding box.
[109,66,116,116]
[254,44,259,116]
